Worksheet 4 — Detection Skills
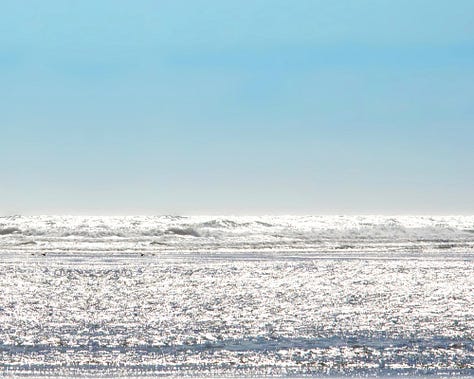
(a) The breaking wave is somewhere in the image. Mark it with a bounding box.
[0,227,21,235]
[166,227,201,237]
[1,216,474,246]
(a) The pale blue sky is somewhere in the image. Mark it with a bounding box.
[1,0,473,214]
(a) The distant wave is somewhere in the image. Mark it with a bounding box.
[1,216,474,243]
[17,240,37,245]
[0,227,21,235]
[166,227,201,237]
[198,219,242,228]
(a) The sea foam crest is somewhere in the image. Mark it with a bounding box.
[0,215,473,241]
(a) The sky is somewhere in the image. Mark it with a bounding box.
[1,0,473,215]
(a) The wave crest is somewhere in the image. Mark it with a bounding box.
[166,227,201,237]
[0,227,21,235]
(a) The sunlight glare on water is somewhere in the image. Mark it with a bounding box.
[0,215,474,376]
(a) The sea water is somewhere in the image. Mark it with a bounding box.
[1,215,473,376]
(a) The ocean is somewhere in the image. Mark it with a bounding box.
[1,215,473,377]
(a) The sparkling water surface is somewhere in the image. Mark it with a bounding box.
[1,215,474,377]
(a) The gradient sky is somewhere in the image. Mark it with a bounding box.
[1,0,473,215]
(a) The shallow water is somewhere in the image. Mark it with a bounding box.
[1,216,474,376]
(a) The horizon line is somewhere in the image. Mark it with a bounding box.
[2,213,474,218]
